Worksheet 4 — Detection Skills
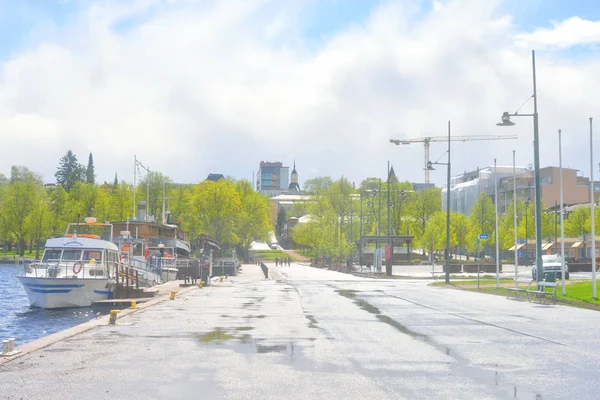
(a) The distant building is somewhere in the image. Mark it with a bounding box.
[442,166,527,216]
[412,182,435,192]
[498,166,600,213]
[257,160,301,197]
[206,173,225,182]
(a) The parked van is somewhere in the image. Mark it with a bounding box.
[532,254,569,280]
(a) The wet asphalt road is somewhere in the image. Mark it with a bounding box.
[1,263,600,399]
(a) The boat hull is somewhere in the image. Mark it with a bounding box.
[17,276,113,309]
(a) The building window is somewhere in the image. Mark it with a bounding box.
[540,175,552,185]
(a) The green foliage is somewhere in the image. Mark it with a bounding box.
[190,180,241,245]
[564,206,590,236]
[137,171,174,220]
[55,150,85,192]
[467,193,495,252]
[234,180,271,262]
[0,167,44,255]
[291,177,356,259]
[276,207,287,239]
[303,176,333,194]
[251,250,297,262]
[0,162,273,257]
[86,153,95,184]
[407,187,441,245]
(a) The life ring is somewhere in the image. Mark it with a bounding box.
[73,261,83,275]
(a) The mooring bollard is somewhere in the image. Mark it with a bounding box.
[108,310,121,325]
[130,301,137,309]
[2,340,9,355]
[170,291,178,300]
[198,281,204,288]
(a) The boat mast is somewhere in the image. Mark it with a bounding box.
[162,182,166,224]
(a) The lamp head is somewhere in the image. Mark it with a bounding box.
[426,161,436,171]
[497,111,516,126]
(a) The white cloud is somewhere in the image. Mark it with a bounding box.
[515,16,600,49]
[0,0,600,188]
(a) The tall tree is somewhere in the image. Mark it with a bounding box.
[26,191,51,259]
[407,187,442,246]
[190,180,241,245]
[55,150,84,191]
[113,172,118,190]
[47,185,69,237]
[0,166,43,255]
[276,207,287,240]
[303,176,333,194]
[235,180,270,262]
[451,212,469,255]
[467,193,495,253]
[86,153,95,184]
[564,206,590,237]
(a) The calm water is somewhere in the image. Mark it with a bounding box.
[0,264,100,346]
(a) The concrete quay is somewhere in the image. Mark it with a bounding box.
[2,263,600,399]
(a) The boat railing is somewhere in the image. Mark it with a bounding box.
[129,257,162,276]
[22,260,113,280]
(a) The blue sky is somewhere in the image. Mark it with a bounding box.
[2,0,600,59]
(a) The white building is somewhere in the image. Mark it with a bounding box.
[442,166,528,216]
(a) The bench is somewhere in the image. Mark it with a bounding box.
[505,279,533,300]
[526,282,558,304]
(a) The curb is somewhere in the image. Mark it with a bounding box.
[0,285,199,366]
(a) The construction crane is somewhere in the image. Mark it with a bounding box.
[390,135,518,184]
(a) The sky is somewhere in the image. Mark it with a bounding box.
[1,0,600,188]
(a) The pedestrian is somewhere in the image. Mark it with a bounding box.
[275,257,279,266]
[288,257,291,266]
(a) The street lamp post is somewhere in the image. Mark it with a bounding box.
[387,161,392,277]
[513,150,518,282]
[427,121,451,284]
[494,158,500,289]
[525,198,530,264]
[497,49,543,285]
[590,118,597,299]
[359,191,363,268]
[559,129,566,295]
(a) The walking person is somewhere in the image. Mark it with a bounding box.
[288,257,291,266]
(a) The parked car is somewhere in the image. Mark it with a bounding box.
[532,254,569,280]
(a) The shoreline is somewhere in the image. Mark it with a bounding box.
[0,281,199,366]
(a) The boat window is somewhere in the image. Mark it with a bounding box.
[42,249,62,262]
[132,243,143,256]
[62,250,82,261]
[83,250,103,262]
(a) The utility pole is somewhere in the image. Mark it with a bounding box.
[387,161,392,276]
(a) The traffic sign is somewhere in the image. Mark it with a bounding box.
[479,233,489,240]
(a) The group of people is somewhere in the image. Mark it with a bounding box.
[275,257,291,267]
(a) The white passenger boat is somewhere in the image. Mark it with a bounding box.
[17,220,119,309]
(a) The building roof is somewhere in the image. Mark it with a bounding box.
[269,194,312,201]
[206,173,225,181]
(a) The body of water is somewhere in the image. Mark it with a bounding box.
[0,264,99,346]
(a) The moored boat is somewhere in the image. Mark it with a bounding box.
[17,220,119,309]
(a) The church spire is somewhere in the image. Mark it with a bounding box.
[289,160,300,193]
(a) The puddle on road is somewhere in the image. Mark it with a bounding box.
[235,326,254,331]
[305,314,318,328]
[195,328,235,344]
